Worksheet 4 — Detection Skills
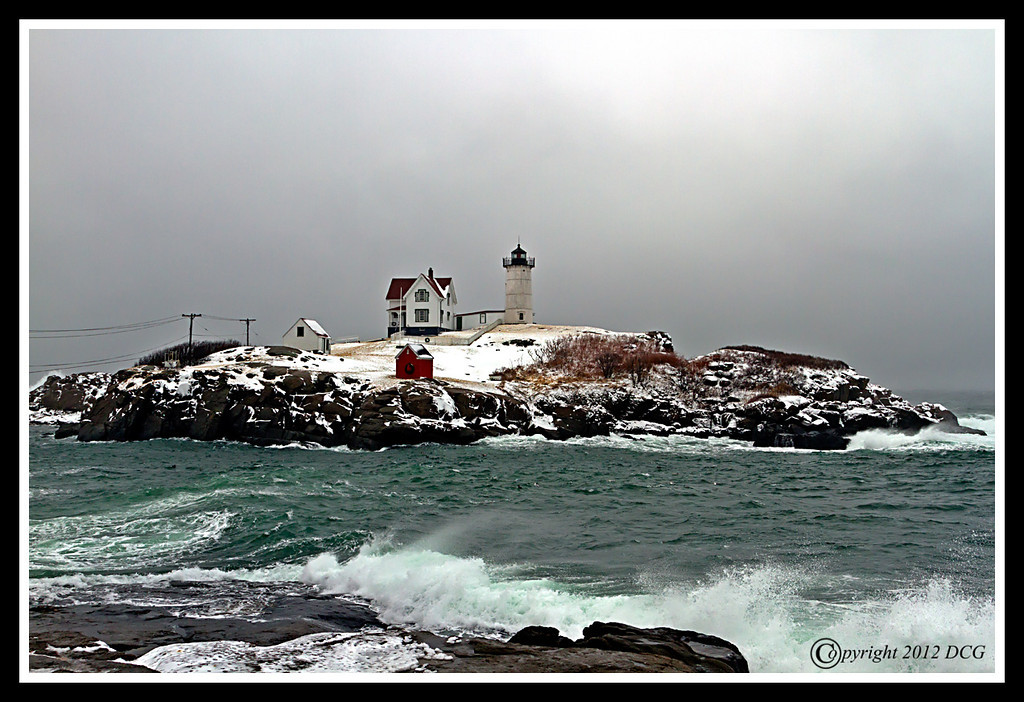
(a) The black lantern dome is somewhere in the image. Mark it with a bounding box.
[503,243,535,268]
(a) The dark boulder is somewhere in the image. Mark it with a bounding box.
[577,621,748,673]
[508,625,576,648]
[54,423,80,439]
[751,426,849,450]
[421,621,747,673]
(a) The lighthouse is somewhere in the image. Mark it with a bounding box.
[503,242,535,324]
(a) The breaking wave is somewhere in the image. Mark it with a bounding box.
[297,536,997,674]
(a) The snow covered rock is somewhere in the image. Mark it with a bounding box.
[29,334,984,451]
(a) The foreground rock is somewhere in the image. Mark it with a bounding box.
[415,621,747,673]
[29,340,983,451]
[29,580,386,673]
[28,578,745,674]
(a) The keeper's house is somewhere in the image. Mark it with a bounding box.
[282,318,332,353]
[385,268,457,337]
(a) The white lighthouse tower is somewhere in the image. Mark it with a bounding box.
[503,242,535,324]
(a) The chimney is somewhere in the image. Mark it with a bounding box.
[428,267,434,280]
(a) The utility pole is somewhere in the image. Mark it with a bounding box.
[182,313,202,365]
[239,318,255,346]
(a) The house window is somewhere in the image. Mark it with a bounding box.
[390,313,398,326]
[415,309,429,323]
[519,313,524,321]
[415,289,429,302]
[479,313,486,324]
[297,326,304,337]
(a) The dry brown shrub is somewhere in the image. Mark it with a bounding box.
[516,333,684,383]
[722,345,848,370]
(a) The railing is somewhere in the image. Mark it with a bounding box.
[389,319,504,346]
[502,256,535,268]
[465,318,505,345]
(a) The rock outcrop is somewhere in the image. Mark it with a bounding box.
[55,368,528,451]
[414,621,747,673]
[29,341,983,451]
[29,580,747,674]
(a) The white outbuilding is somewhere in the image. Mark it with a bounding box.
[282,318,332,353]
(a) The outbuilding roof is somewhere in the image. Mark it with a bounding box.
[395,343,433,360]
[296,318,330,337]
[454,309,505,317]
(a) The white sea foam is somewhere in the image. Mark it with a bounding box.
[298,543,997,674]
[29,492,236,573]
[846,420,995,452]
[30,561,305,594]
[959,412,996,437]
[30,371,65,392]
[260,441,354,452]
[132,630,451,674]
[28,563,317,616]
[477,432,749,454]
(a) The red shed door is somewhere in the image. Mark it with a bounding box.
[397,348,417,378]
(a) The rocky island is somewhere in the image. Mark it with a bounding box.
[29,324,983,452]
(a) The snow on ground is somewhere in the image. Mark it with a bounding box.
[28,327,642,418]
[329,324,628,390]
[194,345,377,379]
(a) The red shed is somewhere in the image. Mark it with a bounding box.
[395,343,434,379]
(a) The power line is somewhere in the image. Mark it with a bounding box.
[202,314,249,322]
[29,335,191,373]
[32,314,257,338]
[29,311,259,374]
[201,314,257,344]
[29,316,182,335]
[30,317,183,339]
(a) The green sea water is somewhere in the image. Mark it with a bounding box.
[26,391,999,675]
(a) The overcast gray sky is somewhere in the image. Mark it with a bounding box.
[23,21,1002,394]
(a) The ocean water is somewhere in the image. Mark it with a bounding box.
[25,390,999,677]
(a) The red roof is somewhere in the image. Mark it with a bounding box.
[385,278,415,300]
[385,275,452,299]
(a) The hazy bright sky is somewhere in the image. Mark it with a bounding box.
[23,21,1003,394]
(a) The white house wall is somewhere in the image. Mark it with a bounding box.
[388,274,456,332]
